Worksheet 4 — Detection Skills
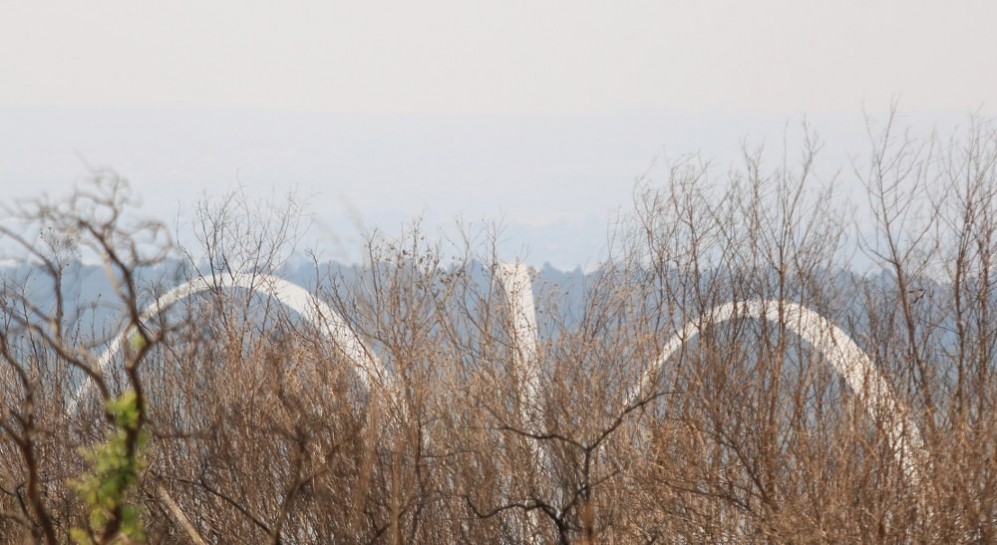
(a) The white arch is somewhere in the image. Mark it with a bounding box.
[69,273,387,413]
[627,299,925,482]
[493,263,546,545]
[69,268,925,485]
[494,263,542,426]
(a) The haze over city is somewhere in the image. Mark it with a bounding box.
[3,1,995,268]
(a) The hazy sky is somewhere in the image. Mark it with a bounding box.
[4,1,995,114]
[2,1,995,267]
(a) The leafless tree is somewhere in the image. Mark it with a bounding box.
[2,113,997,543]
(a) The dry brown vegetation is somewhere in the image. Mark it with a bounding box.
[2,115,996,543]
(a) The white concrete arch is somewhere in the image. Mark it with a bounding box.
[68,267,925,486]
[627,299,925,482]
[493,269,924,483]
[69,273,387,413]
[493,263,546,545]
[493,263,542,425]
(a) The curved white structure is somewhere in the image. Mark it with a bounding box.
[493,263,547,544]
[627,299,924,482]
[494,263,542,426]
[69,273,387,413]
[70,267,924,486]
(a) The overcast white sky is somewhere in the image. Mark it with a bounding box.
[2,1,995,267]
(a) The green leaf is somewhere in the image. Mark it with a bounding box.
[128,330,148,352]
[70,390,148,544]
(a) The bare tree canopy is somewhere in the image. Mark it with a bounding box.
[2,116,997,543]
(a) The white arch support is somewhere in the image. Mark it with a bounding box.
[494,262,542,426]
[493,263,546,545]
[627,299,925,483]
[69,273,387,413]
[67,267,925,487]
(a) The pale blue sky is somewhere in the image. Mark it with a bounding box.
[1,1,994,268]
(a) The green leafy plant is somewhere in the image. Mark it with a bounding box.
[71,390,148,544]
[128,330,148,353]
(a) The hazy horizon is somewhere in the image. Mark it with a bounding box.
[3,1,994,269]
[2,105,979,270]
